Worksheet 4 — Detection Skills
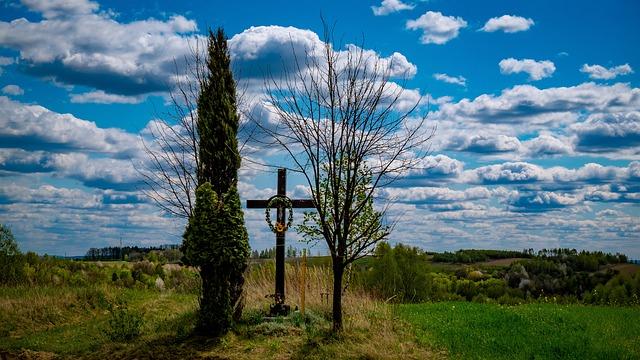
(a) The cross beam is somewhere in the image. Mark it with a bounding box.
[246,168,315,316]
[247,199,315,208]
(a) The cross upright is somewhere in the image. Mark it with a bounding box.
[247,168,314,316]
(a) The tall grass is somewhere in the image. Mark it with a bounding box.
[243,261,378,329]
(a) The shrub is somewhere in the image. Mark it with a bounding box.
[481,278,507,299]
[367,242,431,302]
[105,302,144,341]
[133,260,156,276]
[455,279,479,301]
[118,270,135,288]
[76,287,109,309]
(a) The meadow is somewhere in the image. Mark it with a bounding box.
[1,246,639,359]
[398,302,640,360]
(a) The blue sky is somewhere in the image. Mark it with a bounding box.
[0,0,638,257]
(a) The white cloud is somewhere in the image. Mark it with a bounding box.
[229,26,417,79]
[0,96,142,157]
[371,0,415,16]
[382,186,491,204]
[480,15,534,33]
[70,90,145,104]
[445,134,521,153]
[571,112,640,152]
[0,56,14,76]
[499,58,555,81]
[467,162,545,184]
[1,84,24,95]
[0,148,142,189]
[406,11,467,45]
[462,161,634,186]
[433,73,466,86]
[507,191,581,212]
[580,63,633,80]
[522,134,573,157]
[433,82,640,127]
[0,3,199,95]
[21,0,100,19]
[46,152,142,189]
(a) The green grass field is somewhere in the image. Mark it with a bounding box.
[397,302,640,360]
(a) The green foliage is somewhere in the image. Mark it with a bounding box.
[296,163,389,257]
[196,27,241,193]
[187,26,249,335]
[583,272,640,306]
[182,182,249,335]
[104,301,144,341]
[0,224,26,285]
[367,242,432,302]
[398,302,640,360]
[359,242,638,305]
[0,223,20,256]
[432,249,530,263]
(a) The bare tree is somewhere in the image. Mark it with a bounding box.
[138,41,206,219]
[139,36,250,219]
[259,25,434,331]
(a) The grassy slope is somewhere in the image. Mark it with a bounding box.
[0,285,436,359]
[397,302,640,360]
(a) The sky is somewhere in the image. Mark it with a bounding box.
[0,0,639,257]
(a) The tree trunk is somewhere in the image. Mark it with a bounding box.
[332,260,344,332]
[198,263,231,336]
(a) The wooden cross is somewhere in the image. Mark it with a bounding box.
[247,168,314,316]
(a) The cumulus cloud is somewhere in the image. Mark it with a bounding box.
[0,181,182,254]
[399,154,464,182]
[229,26,417,79]
[467,162,544,184]
[1,84,24,95]
[371,0,415,16]
[0,2,198,95]
[0,96,142,157]
[0,56,14,76]
[70,90,145,104]
[382,186,491,203]
[406,11,467,45]
[499,58,555,80]
[522,134,573,157]
[580,63,633,80]
[46,152,143,190]
[433,73,466,87]
[0,149,142,190]
[462,161,635,187]
[433,82,640,127]
[571,112,640,153]
[480,15,534,33]
[445,134,521,154]
[21,0,100,19]
[0,182,101,208]
[507,191,581,212]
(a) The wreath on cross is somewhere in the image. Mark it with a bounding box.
[265,195,294,234]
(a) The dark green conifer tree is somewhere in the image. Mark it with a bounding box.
[183,28,249,334]
[182,183,248,334]
[197,28,241,192]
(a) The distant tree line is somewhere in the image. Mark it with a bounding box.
[431,248,627,265]
[84,245,181,262]
[432,249,532,263]
[250,245,300,259]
